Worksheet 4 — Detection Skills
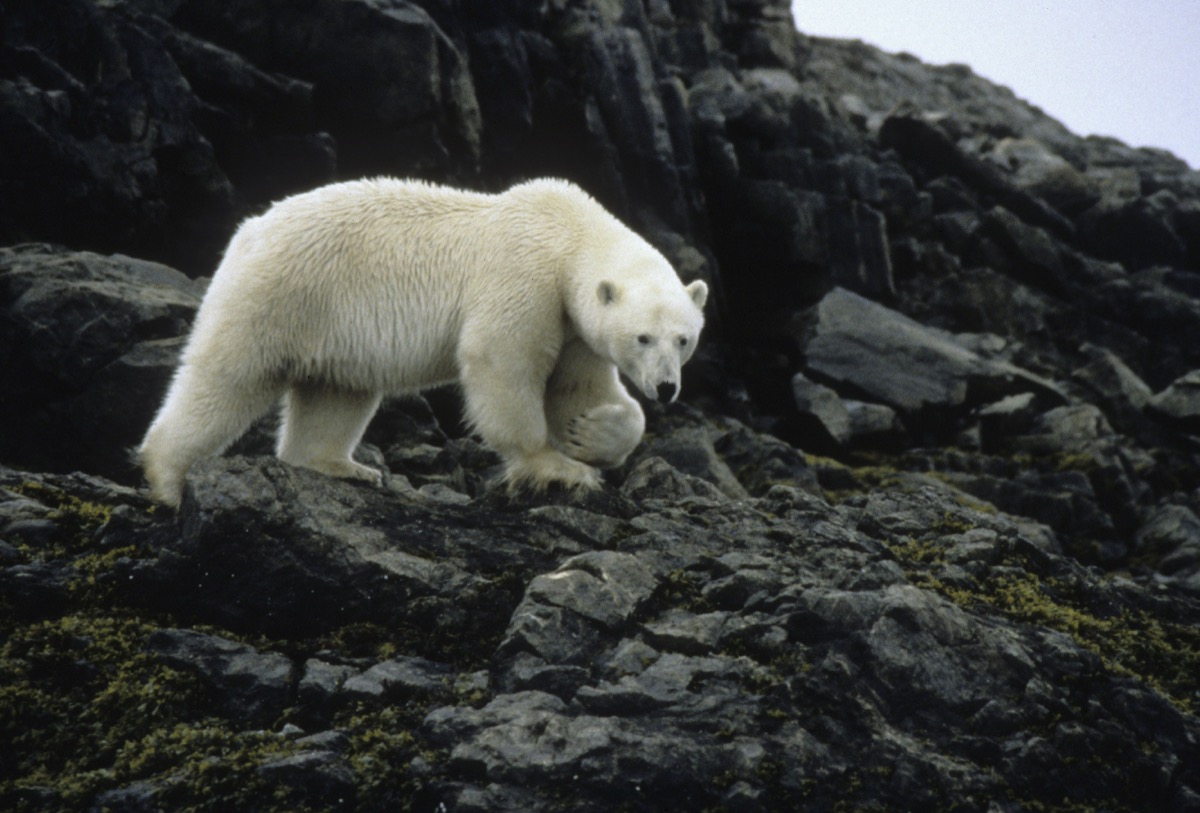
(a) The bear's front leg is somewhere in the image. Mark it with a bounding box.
[459,333,601,492]
[545,339,646,468]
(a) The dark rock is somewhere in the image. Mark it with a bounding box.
[711,421,823,497]
[342,656,453,702]
[977,392,1039,450]
[824,197,895,297]
[1149,370,1200,430]
[1005,404,1115,456]
[298,658,357,712]
[571,24,693,235]
[2,447,1199,811]
[0,0,240,270]
[1071,344,1154,431]
[256,750,355,807]
[796,286,973,413]
[89,780,171,813]
[974,205,1070,296]
[0,245,203,480]
[791,371,851,447]
[169,0,482,180]
[0,561,73,617]
[154,456,562,645]
[844,399,908,450]
[525,550,659,630]
[1079,190,1190,270]
[954,469,1124,563]
[792,287,1065,429]
[878,110,1074,239]
[135,13,338,205]
[725,0,803,70]
[147,628,293,725]
[983,137,1099,216]
[1137,504,1200,589]
[620,456,727,502]
[634,424,749,499]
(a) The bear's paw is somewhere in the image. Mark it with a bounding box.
[505,449,601,492]
[562,403,644,468]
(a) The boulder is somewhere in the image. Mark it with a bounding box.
[632,422,750,500]
[1071,344,1154,432]
[977,392,1039,450]
[341,656,454,702]
[983,137,1098,213]
[844,399,908,450]
[150,456,562,642]
[0,245,204,481]
[790,372,851,448]
[1149,370,1200,431]
[571,25,693,234]
[168,0,483,179]
[792,287,1065,426]
[0,0,240,271]
[1136,504,1200,590]
[1079,190,1190,271]
[711,421,823,497]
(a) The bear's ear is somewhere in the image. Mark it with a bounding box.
[686,280,708,309]
[597,280,620,305]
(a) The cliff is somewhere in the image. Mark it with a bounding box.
[2,1,1198,811]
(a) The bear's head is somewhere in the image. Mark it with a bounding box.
[591,273,708,403]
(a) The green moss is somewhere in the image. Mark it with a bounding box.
[113,723,300,811]
[336,703,437,810]
[887,536,948,566]
[943,570,1200,712]
[0,612,324,812]
[1,613,197,808]
[951,493,998,515]
[651,569,716,615]
[1050,451,1102,474]
[15,481,113,547]
[314,622,404,662]
[887,535,1200,714]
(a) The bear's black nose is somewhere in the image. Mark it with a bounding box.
[656,382,677,403]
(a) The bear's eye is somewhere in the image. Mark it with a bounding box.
[637,334,651,345]
[678,337,689,348]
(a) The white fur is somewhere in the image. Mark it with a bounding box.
[138,177,707,506]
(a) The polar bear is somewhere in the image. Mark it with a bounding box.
[138,177,707,507]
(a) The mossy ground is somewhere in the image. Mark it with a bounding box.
[0,482,453,812]
[0,610,297,812]
[886,531,1200,714]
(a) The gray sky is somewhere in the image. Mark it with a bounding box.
[791,0,1200,169]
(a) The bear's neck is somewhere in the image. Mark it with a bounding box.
[562,212,630,315]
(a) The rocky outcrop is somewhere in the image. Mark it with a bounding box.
[4,451,1199,812]
[3,1,1200,811]
[0,245,204,479]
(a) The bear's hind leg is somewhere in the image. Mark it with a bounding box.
[276,386,384,485]
[139,365,282,507]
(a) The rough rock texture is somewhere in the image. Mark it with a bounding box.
[3,1,1200,811]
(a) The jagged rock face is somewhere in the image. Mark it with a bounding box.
[4,459,1200,812]
[3,1,1200,811]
